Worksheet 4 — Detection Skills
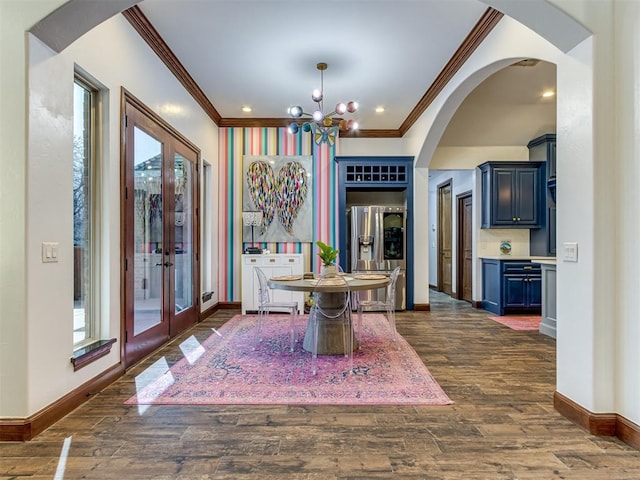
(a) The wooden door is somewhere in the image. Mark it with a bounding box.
[437,180,452,296]
[457,192,473,303]
[122,91,200,368]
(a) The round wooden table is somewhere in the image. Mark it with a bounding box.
[268,274,389,354]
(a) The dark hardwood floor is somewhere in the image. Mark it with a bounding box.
[2,291,639,479]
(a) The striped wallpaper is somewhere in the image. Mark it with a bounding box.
[217,127,340,302]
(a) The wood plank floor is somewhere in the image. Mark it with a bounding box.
[2,291,640,479]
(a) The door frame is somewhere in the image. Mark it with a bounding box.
[120,89,201,369]
[436,179,452,294]
[456,190,473,302]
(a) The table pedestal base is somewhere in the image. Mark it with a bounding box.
[302,314,358,355]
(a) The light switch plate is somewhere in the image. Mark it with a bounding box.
[42,242,59,263]
[563,242,578,262]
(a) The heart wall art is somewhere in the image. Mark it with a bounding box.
[242,155,313,243]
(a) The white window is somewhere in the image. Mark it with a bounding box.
[73,74,101,347]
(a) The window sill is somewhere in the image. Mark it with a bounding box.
[71,338,116,371]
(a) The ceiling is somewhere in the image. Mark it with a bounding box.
[133,0,556,146]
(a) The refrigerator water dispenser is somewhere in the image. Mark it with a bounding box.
[358,235,374,261]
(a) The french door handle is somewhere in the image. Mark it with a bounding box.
[163,261,174,267]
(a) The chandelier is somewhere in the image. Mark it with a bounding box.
[287,62,358,145]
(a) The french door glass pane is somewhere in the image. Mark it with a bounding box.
[174,154,193,313]
[133,127,163,335]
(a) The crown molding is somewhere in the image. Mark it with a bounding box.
[399,7,503,136]
[122,6,222,125]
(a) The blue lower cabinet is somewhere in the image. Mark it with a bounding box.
[482,259,542,315]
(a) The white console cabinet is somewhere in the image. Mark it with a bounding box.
[241,254,304,314]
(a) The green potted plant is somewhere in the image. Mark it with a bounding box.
[316,240,339,277]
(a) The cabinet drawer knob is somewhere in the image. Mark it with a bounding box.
[517,217,521,221]
[512,217,516,221]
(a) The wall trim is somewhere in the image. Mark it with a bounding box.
[216,301,242,309]
[0,363,123,441]
[413,303,431,311]
[199,304,219,322]
[554,391,640,450]
[472,300,483,309]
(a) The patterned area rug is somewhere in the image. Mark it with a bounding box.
[488,315,542,331]
[125,314,452,406]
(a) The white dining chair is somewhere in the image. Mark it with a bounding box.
[253,267,298,351]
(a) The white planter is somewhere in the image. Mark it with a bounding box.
[320,264,337,277]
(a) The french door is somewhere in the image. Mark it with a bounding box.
[122,91,200,368]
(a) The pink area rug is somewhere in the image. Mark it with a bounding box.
[488,315,542,331]
[125,314,452,406]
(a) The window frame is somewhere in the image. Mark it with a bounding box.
[73,72,103,351]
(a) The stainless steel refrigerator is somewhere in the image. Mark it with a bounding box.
[347,205,407,310]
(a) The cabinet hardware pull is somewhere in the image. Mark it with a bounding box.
[523,266,532,270]
[269,259,276,263]
[512,217,516,221]
[517,217,521,221]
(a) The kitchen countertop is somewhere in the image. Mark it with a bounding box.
[479,255,556,262]
[531,258,557,266]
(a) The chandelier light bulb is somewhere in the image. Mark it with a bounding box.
[312,110,324,122]
[312,89,323,102]
[347,101,358,113]
[335,102,347,115]
[288,122,299,134]
[347,119,358,130]
[289,105,303,118]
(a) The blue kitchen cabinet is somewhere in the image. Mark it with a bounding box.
[482,259,542,315]
[479,161,543,228]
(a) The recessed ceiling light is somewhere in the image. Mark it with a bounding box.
[542,90,555,98]
[375,106,385,113]
[241,106,252,113]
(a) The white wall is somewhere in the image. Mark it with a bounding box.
[22,14,218,415]
[614,0,640,424]
[0,0,70,418]
[431,146,528,169]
